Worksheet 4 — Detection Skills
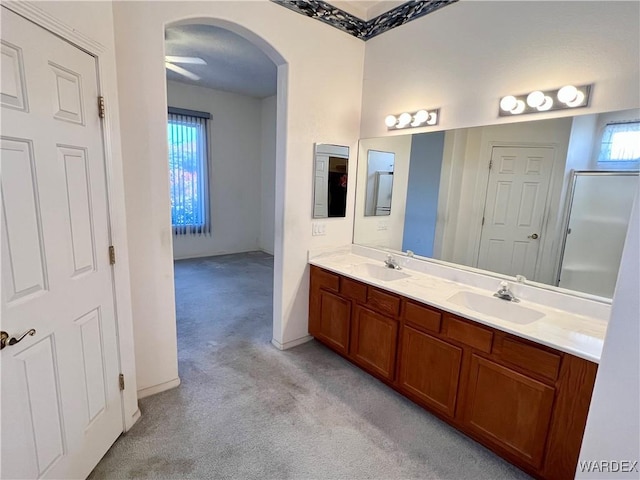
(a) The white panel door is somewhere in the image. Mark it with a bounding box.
[1,8,123,479]
[477,146,554,279]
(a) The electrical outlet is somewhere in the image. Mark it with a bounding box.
[377,221,388,231]
[312,222,326,236]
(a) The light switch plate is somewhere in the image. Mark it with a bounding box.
[312,222,326,236]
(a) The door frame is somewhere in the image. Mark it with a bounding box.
[3,1,140,431]
[467,141,562,282]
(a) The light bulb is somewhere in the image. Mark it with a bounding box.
[398,112,412,127]
[500,96,517,112]
[426,112,438,125]
[526,91,545,108]
[566,90,585,107]
[385,115,397,128]
[510,100,526,115]
[414,110,429,124]
[557,85,578,104]
[537,96,554,111]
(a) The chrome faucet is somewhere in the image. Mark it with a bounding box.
[384,254,401,269]
[494,281,519,302]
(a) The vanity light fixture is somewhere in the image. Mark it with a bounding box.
[499,84,591,117]
[385,108,440,130]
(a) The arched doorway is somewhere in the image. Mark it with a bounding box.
[162,18,288,359]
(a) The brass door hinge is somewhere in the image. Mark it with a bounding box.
[488,159,493,170]
[98,96,105,119]
[119,373,125,391]
[109,246,116,265]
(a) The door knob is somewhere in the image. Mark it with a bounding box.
[528,233,539,239]
[0,329,36,350]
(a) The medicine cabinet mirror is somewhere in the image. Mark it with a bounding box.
[313,144,349,218]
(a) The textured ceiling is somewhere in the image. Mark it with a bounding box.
[165,24,277,99]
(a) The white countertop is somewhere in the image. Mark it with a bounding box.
[309,250,608,363]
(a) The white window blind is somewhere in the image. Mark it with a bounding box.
[167,108,211,235]
[597,121,640,169]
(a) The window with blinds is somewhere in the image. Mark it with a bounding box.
[597,121,640,170]
[167,108,211,235]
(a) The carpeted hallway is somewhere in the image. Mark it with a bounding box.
[89,252,530,479]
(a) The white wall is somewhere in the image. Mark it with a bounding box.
[361,1,640,138]
[27,1,139,427]
[566,115,598,173]
[577,192,639,478]
[260,95,277,255]
[167,81,264,260]
[355,135,412,250]
[112,0,364,392]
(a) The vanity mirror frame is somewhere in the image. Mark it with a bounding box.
[353,108,640,304]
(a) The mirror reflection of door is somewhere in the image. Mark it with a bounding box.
[313,144,349,218]
[365,150,395,216]
[476,146,554,278]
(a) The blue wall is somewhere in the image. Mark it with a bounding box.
[402,132,445,257]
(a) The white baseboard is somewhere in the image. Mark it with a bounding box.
[271,335,313,350]
[173,249,271,261]
[137,377,181,399]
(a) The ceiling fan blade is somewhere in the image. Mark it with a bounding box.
[165,55,206,65]
[166,63,201,81]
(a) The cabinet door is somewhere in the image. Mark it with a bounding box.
[398,326,462,417]
[350,305,398,380]
[463,355,555,469]
[312,289,351,355]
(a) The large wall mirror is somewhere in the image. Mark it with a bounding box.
[354,108,640,300]
[314,144,349,218]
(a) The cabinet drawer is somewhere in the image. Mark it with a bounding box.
[444,316,493,353]
[403,301,442,333]
[367,287,401,317]
[494,335,561,382]
[340,276,367,303]
[310,266,339,292]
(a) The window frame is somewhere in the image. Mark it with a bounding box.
[596,120,640,170]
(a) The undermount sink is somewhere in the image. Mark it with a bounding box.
[447,291,545,324]
[351,263,410,282]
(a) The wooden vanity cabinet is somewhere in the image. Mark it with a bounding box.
[462,354,556,469]
[309,266,350,355]
[398,325,462,417]
[350,305,398,381]
[308,266,597,480]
